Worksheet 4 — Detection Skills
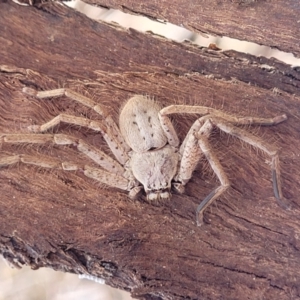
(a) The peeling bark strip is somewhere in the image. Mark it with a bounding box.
[0,1,300,299]
[0,1,300,96]
[85,0,300,58]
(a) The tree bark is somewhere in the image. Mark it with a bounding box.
[0,1,300,299]
[85,0,300,57]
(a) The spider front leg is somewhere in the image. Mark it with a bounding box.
[160,104,287,126]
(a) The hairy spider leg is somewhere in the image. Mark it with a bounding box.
[0,152,129,190]
[0,133,124,175]
[23,87,130,165]
[160,105,287,225]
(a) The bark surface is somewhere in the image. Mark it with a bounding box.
[0,1,300,299]
[85,0,300,57]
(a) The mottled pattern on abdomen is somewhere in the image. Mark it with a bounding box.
[119,95,167,152]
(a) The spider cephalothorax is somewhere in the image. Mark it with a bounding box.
[0,88,287,225]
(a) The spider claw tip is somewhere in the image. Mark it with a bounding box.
[22,87,37,96]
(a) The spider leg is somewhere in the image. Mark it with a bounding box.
[0,133,124,175]
[174,118,230,226]
[23,88,130,150]
[160,104,287,126]
[23,87,130,164]
[173,116,209,191]
[0,154,130,191]
[158,109,179,147]
[196,133,230,226]
[162,105,287,223]
[211,117,285,205]
[175,114,286,225]
[27,113,128,165]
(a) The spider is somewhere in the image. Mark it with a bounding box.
[0,88,287,225]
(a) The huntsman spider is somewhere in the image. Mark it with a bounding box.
[0,88,287,225]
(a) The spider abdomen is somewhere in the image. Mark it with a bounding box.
[119,95,168,152]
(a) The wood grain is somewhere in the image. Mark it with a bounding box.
[0,1,299,299]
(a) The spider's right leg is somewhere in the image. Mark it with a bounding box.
[212,118,286,208]
[0,154,130,191]
[0,133,124,175]
[174,118,230,226]
[23,88,130,150]
[23,87,130,164]
[160,104,287,126]
[173,116,209,192]
[158,103,285,150]
[27,114,129,165]
[158,109,180,147]
[195,124,230,226]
